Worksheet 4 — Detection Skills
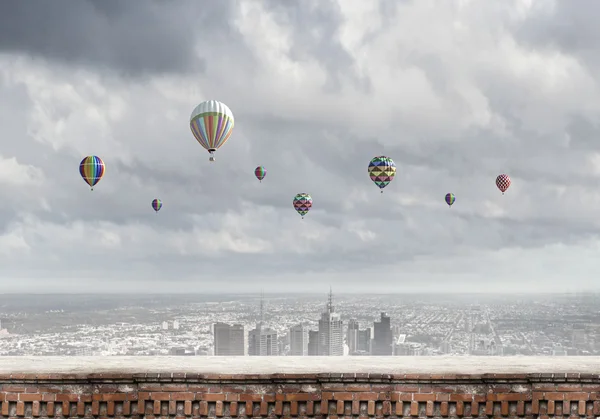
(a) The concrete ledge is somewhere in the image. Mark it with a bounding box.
[0,356,599,375]
[0,357,599,418]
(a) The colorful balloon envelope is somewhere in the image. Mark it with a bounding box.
[445,193,455,207]
[293,193,312,219]
[79,155,105,191]
[189,100,234,162]
[368,156,396,193]
[255,166,266,182]
[152,199,162,213]
[496,174,511,194]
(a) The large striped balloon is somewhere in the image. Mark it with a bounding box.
[152,199,162,213]
[189,100,234,162]
[79,156,105,191]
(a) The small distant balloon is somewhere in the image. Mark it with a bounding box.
[293,193,312,219]
[496,174,511,194]
[255,166,266,183]
[152,199,162,213]
[368,156,396,193]
[445,193,455,207]
[189,100,235,162]
[79,156,105,191]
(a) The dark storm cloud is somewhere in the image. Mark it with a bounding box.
[0,0,240,75]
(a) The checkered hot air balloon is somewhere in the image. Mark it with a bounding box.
[445,193,455,207]
[254,166,266,183]
[496,174,511,194]
[152,199,162,213]
[293,193,312,219]
[79,156,105,191]
[368,156,396,193]
[189,100,234,162]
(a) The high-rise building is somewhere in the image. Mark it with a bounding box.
[317,289,343,356]
[247,291,278,356]
[248,327,278,355]
[347,320,373,355]
[213,322,246,355]
[372,312,393,355]
[308,330,319,356]
[289,324,309,356]
[347,319,359,353]
[357,328,373,354]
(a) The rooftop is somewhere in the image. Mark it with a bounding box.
[1,356,600,374]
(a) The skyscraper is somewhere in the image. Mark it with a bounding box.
[347,319,373,355]
[317,288,343,356]
[248,292,278,356]
[213,323,246,355]
[307,330,319,356]
[248,328,278,355]
[289,324,309,356]
[372,312,393,355]
[347,319,359,354]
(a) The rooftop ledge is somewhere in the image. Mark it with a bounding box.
[1,356,600,376]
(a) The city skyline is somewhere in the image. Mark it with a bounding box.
[0,292,597,357]
[0,1,600,292]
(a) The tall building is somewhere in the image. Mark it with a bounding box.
[308,330,319,356]
[347,319,373,355]
[289,324,309,356]
[317,289,343,356]
[372,312,393,355]
[248,327,278,355]
[213,322,246,355]
[347,319,359,353]
[248,292,278,356]
[357,328,373,354]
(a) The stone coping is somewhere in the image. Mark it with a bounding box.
[0,357,598,379]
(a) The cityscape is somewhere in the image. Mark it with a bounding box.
[0,292,597,356]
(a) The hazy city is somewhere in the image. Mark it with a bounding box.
[0,292,597,357]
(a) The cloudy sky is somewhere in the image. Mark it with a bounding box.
[0,0,599,293]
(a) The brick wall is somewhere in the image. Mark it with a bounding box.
[1,372,600,418]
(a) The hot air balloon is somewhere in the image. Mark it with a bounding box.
[368,156,396,193]
[496,174,511,194]
[152,199,162,213]
[79,156,105,191]
[445,193,455,207]
[189,100,234,162]
[255,166,266,183]
[293,193,312,219]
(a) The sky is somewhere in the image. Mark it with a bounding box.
[0,0,599,293]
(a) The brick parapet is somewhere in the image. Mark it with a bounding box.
[0,372,599,418]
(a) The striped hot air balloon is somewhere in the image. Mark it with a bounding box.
[254,166,266,182]
[79,156,105,191]
[445,193,455,207]
[152,199,162,213]
[189,100,234,162]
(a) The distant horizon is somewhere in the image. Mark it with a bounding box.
[1,291,599,295]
